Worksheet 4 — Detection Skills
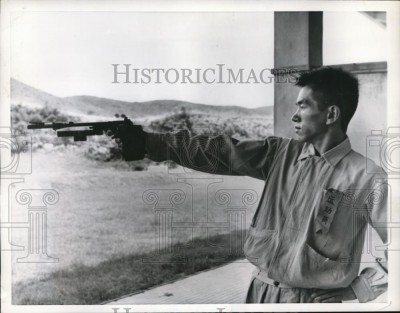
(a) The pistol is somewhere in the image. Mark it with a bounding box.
[27,116,133,142]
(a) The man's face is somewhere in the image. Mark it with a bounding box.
[292,86,329,144]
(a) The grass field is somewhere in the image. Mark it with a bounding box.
[10,149,264,303]
[13,231,248,304]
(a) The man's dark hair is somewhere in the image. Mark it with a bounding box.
[295,67,359,132]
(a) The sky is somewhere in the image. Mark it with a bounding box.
[10,11,386,108]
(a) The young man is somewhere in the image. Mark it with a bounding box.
[115,67,388,303]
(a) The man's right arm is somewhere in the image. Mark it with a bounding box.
[143,129,281,180]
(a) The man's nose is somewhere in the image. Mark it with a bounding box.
[291,109,300,123]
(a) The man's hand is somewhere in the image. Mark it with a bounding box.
[310,286,357,303]
[107,121,146,161]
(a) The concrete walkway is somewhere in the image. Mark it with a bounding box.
[106,259,387,305]
[106,259,255,304]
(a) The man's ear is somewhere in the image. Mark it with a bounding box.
[326,105,340,125]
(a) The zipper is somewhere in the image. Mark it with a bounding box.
[250,155,277,227]
[250,182,268,227]
[267,155,311,277]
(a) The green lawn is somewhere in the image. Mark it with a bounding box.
[13,231,247,304]
[11,150,264,304]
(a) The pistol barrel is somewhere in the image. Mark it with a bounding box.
[57,129,104,141]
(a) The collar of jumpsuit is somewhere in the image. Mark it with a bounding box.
[297,136,352,166]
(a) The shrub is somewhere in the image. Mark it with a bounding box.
[11,104,80,153]
[149,107,272,140]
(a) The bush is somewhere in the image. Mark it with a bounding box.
[149,106,272,140]
[149,107,193,132]
[11,104,80,153]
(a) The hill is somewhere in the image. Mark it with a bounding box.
[11,78,273,120]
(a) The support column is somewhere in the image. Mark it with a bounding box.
[274,12,323,137]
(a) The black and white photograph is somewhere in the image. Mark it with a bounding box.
[1,1,399,312]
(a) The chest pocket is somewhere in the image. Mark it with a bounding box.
[308,187,351,260]
[315,188,345,235]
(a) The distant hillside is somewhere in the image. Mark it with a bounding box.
[65,96,274,118]
[11,78,273,120]
[11,79,68,109]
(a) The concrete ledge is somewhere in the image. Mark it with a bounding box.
[105,260,255,304]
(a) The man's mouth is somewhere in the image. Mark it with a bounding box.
[294,125,301,133]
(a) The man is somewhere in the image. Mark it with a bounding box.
[114,67,388,303]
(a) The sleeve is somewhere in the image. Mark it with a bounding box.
[145,130,282,180]
[350,261,387,303]
[350,179,388,303]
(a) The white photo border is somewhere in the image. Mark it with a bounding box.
[1,0,399,312]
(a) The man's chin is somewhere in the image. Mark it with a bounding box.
[294,134,306,143]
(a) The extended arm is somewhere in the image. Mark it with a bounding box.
[118,126,281,180]
[146,130,274,178]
